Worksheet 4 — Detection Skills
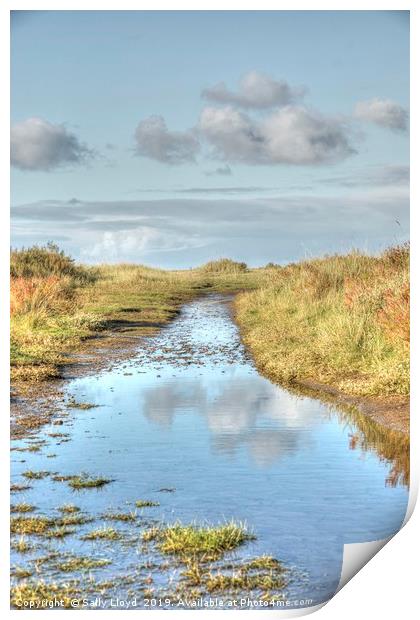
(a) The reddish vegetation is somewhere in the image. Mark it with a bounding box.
[377,282,410,344]
[10,275,75,317]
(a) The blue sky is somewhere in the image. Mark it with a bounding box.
[11,11,409,267]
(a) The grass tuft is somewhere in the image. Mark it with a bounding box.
[21,470,50,480]
[81,527,121,541]
[56,556,111,572]
[135,500,160,508]
[11,516,54,535]
[11,537,33,553]
[57,504,81,514]
[102,511,137,522]
[11,503,36,513]
[142,521,255,561]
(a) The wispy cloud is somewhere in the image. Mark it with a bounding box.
[202,71,306,109]
[11,188,409,268]
[354,98,409,131]
[320,164,409,188]
[205,164,232,176]
[130,186,280,195]
[11,117,94,171]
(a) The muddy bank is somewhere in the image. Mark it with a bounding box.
[294,380,409,436]
[10,307,184,439]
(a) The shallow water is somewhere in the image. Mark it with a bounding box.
[11,294,409,609]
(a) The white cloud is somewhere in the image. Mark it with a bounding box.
[11,117,93,171]
[354,98,408,131]
[134,115,200,164]
[198,105,354,165]
[82,226,207,262]
[202,71,306,109]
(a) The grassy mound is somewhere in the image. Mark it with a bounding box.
[200,258,248,273]
[235,244,409,397]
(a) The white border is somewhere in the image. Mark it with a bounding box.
[2,2,417,618]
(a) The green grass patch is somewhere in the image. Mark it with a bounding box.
[142,521,255,561]
[56,556,111,572]
[68,474,113,489]
[57,504,81,514]
[102,511,137,522]
[52,473,113,489]
[81,527,121,541]
[21,470,50,480]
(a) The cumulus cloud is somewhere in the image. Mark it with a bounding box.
[134,115,200,164]
[82,225,207,262]
[202,71,306,109]
[354,98,409,131]
[198,105,354,165]
[11,117,93,171]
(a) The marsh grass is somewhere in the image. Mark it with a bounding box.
[11,516,54,535]
[135,500,160,508]
[58,504,81,514]
[11,484,32,493]
[235,244,409,397]
[68,475,113,490]
[11,537,33,553]
[11,503,36,513]
[142,521,255,562]
[10,580,80,609]
[56,556,111,572]
[81,527,121,541]
[21,470,50,480]
[179,554,286,594]
[205,569,286,593]
[103,511,137,522]
[52,473,112,489]
[11,567,34,580]
[11,512,90,537]
[243,556,282,571]
[58,514,93,526]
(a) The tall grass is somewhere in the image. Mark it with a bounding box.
[235,244,409,397]
[10,243,92,282]
[200,258,248,274]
